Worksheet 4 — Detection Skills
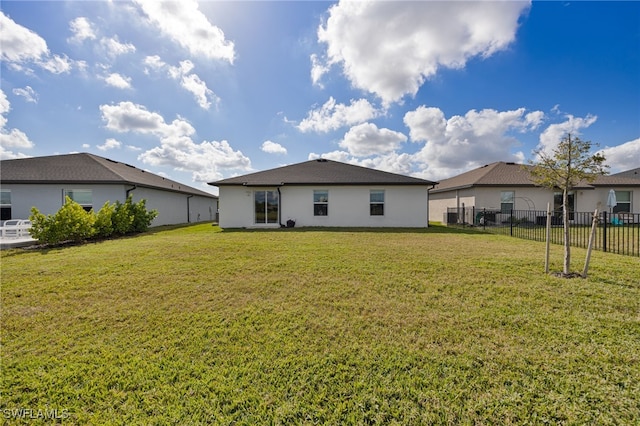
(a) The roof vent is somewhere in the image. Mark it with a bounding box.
[506,162,516,165]
[316,158,328,162]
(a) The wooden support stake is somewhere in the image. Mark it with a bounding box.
[545,203,551,274]
[582,208,599,278]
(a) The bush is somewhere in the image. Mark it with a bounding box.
[29,196,95,245]
[29,196,158,245]
[94,201,115,238]
[111,196,157,235]
[130,198,158,233]
[112,199,134,236]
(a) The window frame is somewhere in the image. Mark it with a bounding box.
[500,191,515,214]
[370,190,385,216]
[313,190,329,216]
[613,190,631,213]
[554,191,575,220]
[254,190,279,224]
[64,189,93,212]
[1,189,11,221]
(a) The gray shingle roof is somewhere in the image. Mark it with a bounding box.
[210,159,437,187]
[431,161,640,193]
[611,167,640,180]
[0,153,216,198]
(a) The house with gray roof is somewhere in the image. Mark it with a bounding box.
[429,161,640,224]
[209,158,437,228]
[0,153,218,226]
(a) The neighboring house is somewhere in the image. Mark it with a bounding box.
[429,161,640,224]
[0,153,218,226]
[209,158,437,228]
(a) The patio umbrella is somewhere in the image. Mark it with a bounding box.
[607,189,617,213]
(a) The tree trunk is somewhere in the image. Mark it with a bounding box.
[563,187,571,274]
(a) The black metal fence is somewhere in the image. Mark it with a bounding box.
[446,207,640,257]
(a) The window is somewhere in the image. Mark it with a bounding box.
[500,191,514,214]
[254,190,278,224]
[613,191,631,213]
[370,190,384,216]
[65,189,93,212]
[314,190,328,216]
[1,189,11,221]
[554,191,575,220]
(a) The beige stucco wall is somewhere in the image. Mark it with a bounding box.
[218,185,430,228]
[429,185,638,225]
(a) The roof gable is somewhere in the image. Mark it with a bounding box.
[432,162,537,192]
[611,167,640,180]
[210,159,437,187]
[432,162,640,193]
[0,153,216,198]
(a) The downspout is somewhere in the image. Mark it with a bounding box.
[427,183,437,227]
[187,195,193,223]
[126,185,137,199]
[277,185,284,227]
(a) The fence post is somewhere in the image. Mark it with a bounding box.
[602,211,607,252]
[510,209,514,236]
[483,208,486,230]
[462,203,465,227]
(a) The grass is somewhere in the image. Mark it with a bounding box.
[1,223,639,424]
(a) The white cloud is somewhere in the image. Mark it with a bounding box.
[68,17,96,43]
[134,0,235,63]
[537,114,598,156]
[261,140,287,155]
[310,53,329,88]
[309,150,414,176]
[100,101,195,139]
[143,55,166,73]
[12,86,38,103]
[0,12,48,63]
[100,36,136,57]
[1,12,73,74]
[339,123,407,157]
[99,101,250,182]
[97,138,122,151]
[298,97,381,133]
[104,73,132,89]
[139,139,251,183]
[147,58,218,110]
[403,105,544,180]
[0,89,35,160]
[180,73,216,110]
[599,138,640,173]
[315,1,530,105]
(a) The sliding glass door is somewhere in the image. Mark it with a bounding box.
[254,190,278,224]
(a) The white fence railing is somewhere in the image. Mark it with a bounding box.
[0,219,33,239]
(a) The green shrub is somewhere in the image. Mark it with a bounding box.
[130,198,158,233]
[29,196,157,245]
[94,201,115,238]
[28,208,57,244]
[112,199,134,235]
[29,197,95,244]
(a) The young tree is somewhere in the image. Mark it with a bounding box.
[529,134,608,276]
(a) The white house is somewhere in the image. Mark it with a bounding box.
[209,158,437,228]
[0,153,218,227]
[429,162,640,224]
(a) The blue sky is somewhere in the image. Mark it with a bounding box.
[1,1,638,195]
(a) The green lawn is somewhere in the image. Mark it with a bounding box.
[1,224,639,424]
